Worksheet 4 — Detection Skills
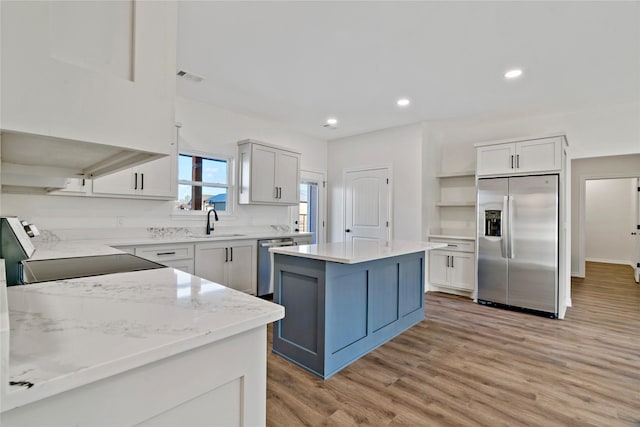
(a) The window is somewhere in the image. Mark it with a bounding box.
[176,153,230,213]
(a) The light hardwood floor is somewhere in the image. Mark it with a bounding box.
[266,262,640,426]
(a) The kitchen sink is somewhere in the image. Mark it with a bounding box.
[188,233,245,239]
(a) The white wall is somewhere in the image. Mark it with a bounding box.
[420,100,640,159]
[327,123,423,242]
[1,97,328,231]
[571,154,640,276]
[585,178,636,265]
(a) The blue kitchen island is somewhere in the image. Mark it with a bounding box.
[269,240,446,379]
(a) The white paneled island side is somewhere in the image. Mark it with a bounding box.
[269,240,445,379]
[0,240,284,426]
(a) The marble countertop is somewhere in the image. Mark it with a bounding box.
[2,249,284,412]
[270,240,447,264]
[29,231,313,260]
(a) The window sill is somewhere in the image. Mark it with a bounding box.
[170,211,236,221]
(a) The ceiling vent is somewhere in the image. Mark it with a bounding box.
[176,70,204,83]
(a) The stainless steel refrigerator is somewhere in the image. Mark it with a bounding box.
[477,174,559,317]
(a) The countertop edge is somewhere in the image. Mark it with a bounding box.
[270,242,447,264]
[2,306,284,412]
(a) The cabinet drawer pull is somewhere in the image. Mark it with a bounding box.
[156,251,176,256]
[447,244,458,248]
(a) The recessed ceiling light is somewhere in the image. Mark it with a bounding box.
[326,118,338,126]
[504,69,523,79]
[397,98,411,107]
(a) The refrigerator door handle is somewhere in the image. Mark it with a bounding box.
[509,195,515,259]
[501,196,508,258]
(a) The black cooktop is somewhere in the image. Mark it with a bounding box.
[21,253,166,284]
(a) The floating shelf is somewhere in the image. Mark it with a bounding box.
[436,170,476,178]
[436,201,476,207]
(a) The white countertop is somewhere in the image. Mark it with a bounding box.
[29,230,313,260]
[270,240,447,264]
[2,236,286,412]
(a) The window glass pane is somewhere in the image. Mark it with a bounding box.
[178,154,193,181]
[202,158,227,184]
[176,184,196,210]
[202,186,227,212]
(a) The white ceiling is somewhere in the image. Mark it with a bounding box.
[177,1,640,141]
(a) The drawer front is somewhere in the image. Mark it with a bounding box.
[429,238,475,253]
[135,244,194,262]
[161,259,195,274]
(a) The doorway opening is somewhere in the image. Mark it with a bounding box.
[584,176,639,282]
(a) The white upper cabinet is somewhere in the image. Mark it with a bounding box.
[238,140,301,205]
[92,154,176,199]
[476,136,563,176]
[0,1,176,155]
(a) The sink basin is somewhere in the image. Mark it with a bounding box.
[189,233,245,239]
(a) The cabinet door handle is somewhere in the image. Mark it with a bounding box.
[516,154,520,169]
[230,247,233,262]
[274,187,278,199]
[156,251,176,256]
[451,256,454,268]
[141,173,144,190]
[446,256,450,268]
[510,155,514,169]
[225,247,228,262]
[134,172,138,190]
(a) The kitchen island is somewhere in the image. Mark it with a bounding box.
[269,240,445,379]
[0,241,284,426]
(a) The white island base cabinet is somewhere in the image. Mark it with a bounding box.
[1,327,268,427]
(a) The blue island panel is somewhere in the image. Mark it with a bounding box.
[272,251,425,379]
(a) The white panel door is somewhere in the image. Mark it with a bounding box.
[276,151,300,204]
[516,138,561,173]
[194,245,227,284]
[227,243,256,295]
[250,145,277,203]
[92,168,135,195]
[344,168,390,243]
[138,155,176,198]
[429,251,449,286]
[476,143,516,176]
[449,252,475,291]
[635,177,640,283]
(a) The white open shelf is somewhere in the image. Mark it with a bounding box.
[436,170,476,178]
[436,201,476,207]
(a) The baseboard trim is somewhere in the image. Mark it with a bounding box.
[585,258,635,268]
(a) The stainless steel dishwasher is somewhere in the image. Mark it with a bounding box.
[257,238,294,297]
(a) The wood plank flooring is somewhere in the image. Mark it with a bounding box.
[266,262,640,426]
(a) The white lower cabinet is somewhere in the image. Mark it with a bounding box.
[195,240,257,295]
[428,238,475,293]
[131,244,195,274]
[292,235,312,245]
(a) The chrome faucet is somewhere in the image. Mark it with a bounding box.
[206,208,219,235]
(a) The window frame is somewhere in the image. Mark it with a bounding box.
[173,149,234,217]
